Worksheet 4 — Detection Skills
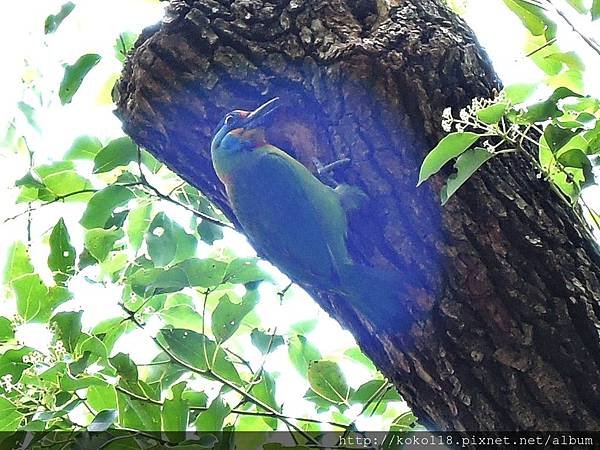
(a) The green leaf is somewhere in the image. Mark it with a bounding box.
[350,379,387,404]
[129,267,188,297]
[0,348,31,390]
[390,411,418,431]
[127,203,152,251]
[440,147,495,205]
[165,293,194,308]
[0,317,14,343]
[88,409,118,432]
[117,392,161,430]
[158,329,242,385]
[0,397,23,430]
[545,51,585,72]
[558,148,592,173]
[80,186,134,229]
[234,416,272,441]
[48,218,76,285]
[146,213,197,267]
[476,103,507,124]
[13,274,47,322]
[20,420,46,432]
[290,319,318,334]
[59,53,101,104]
[251,372,279,429]
[556,134,589,157]
[565,0,588,14]
[503,0,554,36]
[65,135,103,160]
[110,353,139,381]
[576,112,597,127]
[93,137,137,174]
[51,311,82,353]
[195,397,230,432]
[520,101,561,123]
[84,228,124,262]
[101,252,128,276]
[115,32,138,63]
[212,292,259,343]
[35,161,92,198]
[181,390,208,408]
[4,242,34,284]
[159,305,204,333]
[178,258,228,287]
[141,150,162,173]
[563,97,600,114]
[550,87,584,103]
[162,382,188,441]
[129,258,228,297]
[547,69,584,94]
[307,360,351,405]
[343,347,376,372]
[145,356,187,389]
[69,352,93,376]
[544,125,578,153]
[304,388,336,412]
[15,172,45,190]
[418,132,480,185]
[519,87,584,124]
[88,384,118,412]
[34,362,66,385]
[250,329,285,354]
[288,335,321,377]
[197,220,224,245]
[223,257,270,284]
[60,374,106,391]
[17,102,40,132]
[504,83,537,104]
[593,0,600,19]
[45,2,75,33]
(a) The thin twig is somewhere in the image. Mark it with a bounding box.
[136,148,233,229]
[581,196,600,232]
[525,37,557,57]
[546,0,600,56]
[118,303,321,446]
[114,378,350,430]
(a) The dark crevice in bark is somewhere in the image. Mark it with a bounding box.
[115,0,600,435]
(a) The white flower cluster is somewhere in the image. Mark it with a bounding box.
[441,107,454,132]
[53,340,66,358]
[0,374,23,393]
[13,314,25,326]
[22,340,67,369]
[441,95,505,133]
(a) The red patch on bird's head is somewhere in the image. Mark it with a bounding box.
[234,110,250,118]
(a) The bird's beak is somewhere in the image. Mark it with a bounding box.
[243,97,280,129]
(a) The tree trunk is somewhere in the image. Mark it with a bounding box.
[115,0,600,431]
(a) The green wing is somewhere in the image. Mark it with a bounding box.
[229,147,348,285]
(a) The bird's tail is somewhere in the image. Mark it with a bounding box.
[337,262,405,329]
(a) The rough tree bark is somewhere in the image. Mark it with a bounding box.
[115,0,600,432]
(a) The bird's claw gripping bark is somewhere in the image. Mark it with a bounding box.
[315,157,351,175]
[312,157,351,186]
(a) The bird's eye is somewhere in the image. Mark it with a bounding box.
[224,114,234,125]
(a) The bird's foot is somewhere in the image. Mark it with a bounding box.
[312,156,351,186]
[315,157,351,175]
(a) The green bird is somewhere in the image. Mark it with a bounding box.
[211,97,402,325]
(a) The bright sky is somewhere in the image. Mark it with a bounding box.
[0,0,599,430]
